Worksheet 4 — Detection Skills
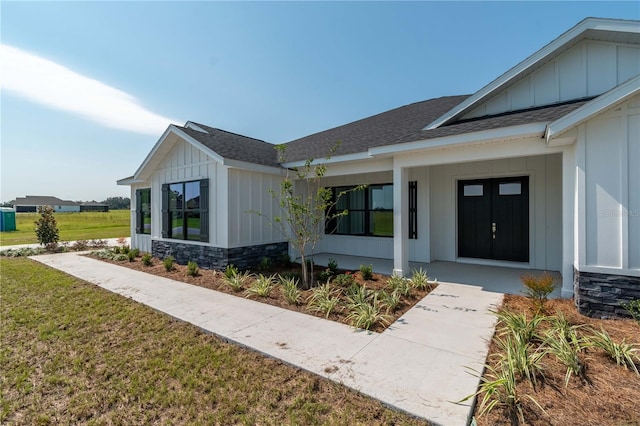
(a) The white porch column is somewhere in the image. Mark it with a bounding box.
[393,163,409,276]
[561,146,577,298]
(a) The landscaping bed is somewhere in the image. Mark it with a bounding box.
[88,247,436,333]
[471,295,640,426]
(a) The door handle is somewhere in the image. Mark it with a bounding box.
[492,222,496,239]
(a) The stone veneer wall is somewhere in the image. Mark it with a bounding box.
[152,240,289,270]
[574,268,640,319]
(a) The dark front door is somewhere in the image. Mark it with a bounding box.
[458,176,529,262]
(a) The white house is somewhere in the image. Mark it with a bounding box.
[13,196,81,213]
[119,18,640,318]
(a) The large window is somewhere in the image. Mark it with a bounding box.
[327,184,394,237]
[135,189,151,234]
[162,179,209,242]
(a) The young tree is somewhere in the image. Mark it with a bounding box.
[260,144,363,289]
[34,206,59,246]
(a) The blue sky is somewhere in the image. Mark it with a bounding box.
[1,1,638,202]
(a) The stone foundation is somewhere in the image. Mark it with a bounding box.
[152,240,289,271]
[574,268,640,319]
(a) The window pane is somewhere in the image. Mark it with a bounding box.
[141,189,151,234]
[370,184,393,210]
[170,211,184,239]
[185,181,200,209]
[371,211,393,236]
[350,189,365,210]
[336,187,350,210]
[186,211,201,241]
[463,184,483,196]
[169,183,183,210]
[337,211,364,235]
[499,182,522,195]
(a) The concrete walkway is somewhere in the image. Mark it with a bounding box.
[32,252,503,426]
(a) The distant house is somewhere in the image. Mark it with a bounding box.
[119,18,640,318]
[13,196,81,213]
[79,203,110,212]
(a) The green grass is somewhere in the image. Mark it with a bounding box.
[0,210,130,246]
[0,258,430,425]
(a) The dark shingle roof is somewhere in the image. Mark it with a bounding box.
[14,196,78,206]
[280,95,470,162]
[390,98,593,145]
[177,123,279,168]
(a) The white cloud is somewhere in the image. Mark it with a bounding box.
[0,44,178,135]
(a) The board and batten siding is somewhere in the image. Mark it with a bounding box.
[429,154,563,272]
[150,138,223,246]
[464,40,640,119]
[227,168,286,248]
[578,95,640,272]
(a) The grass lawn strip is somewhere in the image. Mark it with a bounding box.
[0,257,431,425]
[0,210,130,246]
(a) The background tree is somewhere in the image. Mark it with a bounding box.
[101,196,130,210]
[34,206,59,246]
[259,144,363,289]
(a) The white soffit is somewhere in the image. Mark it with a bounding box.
[424,18,640,131]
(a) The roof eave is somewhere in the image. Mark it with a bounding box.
[370,123,547,157]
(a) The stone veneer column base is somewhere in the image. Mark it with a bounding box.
[152,240,289,271]
[574,268,640,319]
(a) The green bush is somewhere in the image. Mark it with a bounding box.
[621,299,640,325]
[387,274,412,297]
[333,273,355,287]
[316,268,333,283]
[163,256,175,272]
[327,258,338,273]
[71,240,89,251]
[521,273,556,311]
[113,253,129,262]
[224,264,239,279]
[34,206,59,246]
[130,248,140,258]
[187,261,199,277]
[245,274,275,298]
[141,253,153,266]
[359,264,373,280]
[127,251,136,262]
[307,283,341,318]
[223,270,251,292]
[410,268,431,290]
[258,256,271,271]
[278,275,302,305]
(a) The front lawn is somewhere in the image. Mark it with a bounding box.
[0,210,130,246]
[0,257,430,425]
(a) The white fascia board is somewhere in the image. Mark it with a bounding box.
[184,121,208,133]
[133,125,225,181]
[280,151,373,168]
[545,75,640,142]
[369,123,547,157]
[222,158,285,176]
[116,176,144,186]
[424,18,640,130]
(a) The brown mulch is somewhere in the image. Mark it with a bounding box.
[473,295,640,426]
[89,254,435,333]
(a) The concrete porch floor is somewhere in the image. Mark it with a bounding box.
[311,253,563,298]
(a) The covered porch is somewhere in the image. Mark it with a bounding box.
[312,252,563,298]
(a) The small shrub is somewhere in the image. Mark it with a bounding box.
[378,289,401,313]
[45,242,59,252]
[521,272,556,311]
[307,283,341,318]
[622,299,640,325]
[34,206,59,246]
[113,253,129,262]
[258,256,271,271]
[278,252,292,267]
[316,268,332,283]
[279,275,302,305]
[92,249,116,260]
[327,258,338,273]
[588,328,639,375]
[120,245,130,255]
[141,253,153,266]
[224,264,239,279]
[71,240,89,251]
[495,334,546,387]
[544,329,587,385]
[410,268,431,291]
[495,309,546,344]
[359,264,373,280]
[280,270,302,282]
[346,298,390,330]
[346,283,372,307]
[0,247,46,257]
[89,239,108,248]
[187,261,199,277]
[163,255,175,272]
[223,270,251,292]
[333,272,355,287]
[387,274,412,297]
[245,274,275,298]
[130,248,140,258]
[127,251,136,262]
